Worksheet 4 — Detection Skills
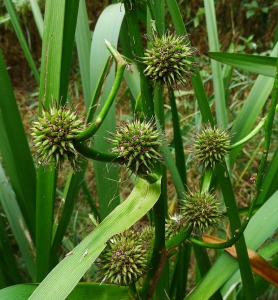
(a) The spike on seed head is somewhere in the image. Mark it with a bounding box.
[31,101,86,170]
[180,191,223,233]
[141,30,197,87]
[105,115,164,175]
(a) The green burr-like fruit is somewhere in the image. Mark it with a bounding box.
[106,116,164,175]
[192,124,231,168]
[100,229,148,286]
[142,30,197,87]
[180,191,223,233]
[31,104,85,169]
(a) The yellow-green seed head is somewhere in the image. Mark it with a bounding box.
[180,191,223,233]
[106,116,164,175]
[99,229,148,286]
[142,30,197,87]
[31,103,85,169]
[192,124,231,168]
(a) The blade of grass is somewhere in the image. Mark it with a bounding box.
[29,177,161,300]
[208,52,276,78]
[0,212,22,286]
[0,49,36,242]
[230,42,278,163]
[50,162,87,266]
[90,3,125,220]
[75,0,93,110]
[29,0,44,39]
[204,0,227,128]
[0,164,36,281]
[3,0,39,83]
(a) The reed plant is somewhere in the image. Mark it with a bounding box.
[0,0,278,299]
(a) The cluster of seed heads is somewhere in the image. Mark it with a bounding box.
[192,124,231,168]
[31,104,85,169]
[180,191,223,233]
[106,116,164,175]
[142,30,197,87]
[100,229,150,286]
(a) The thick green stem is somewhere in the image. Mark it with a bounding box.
[74,40,126,142]
[216,163,257,299]
[74,142,118,162]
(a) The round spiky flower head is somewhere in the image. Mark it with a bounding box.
[99,229,148,286]
[180,191,223,233]
[106,116,164,175]
[142,30,197,87]
[165,214,186,240]
[31,103,86,169]
[192,124,231,168]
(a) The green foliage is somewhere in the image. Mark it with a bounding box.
[0,0,278,299]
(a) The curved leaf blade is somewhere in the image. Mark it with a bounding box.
[29,177,161,300]
[208,52,276,77]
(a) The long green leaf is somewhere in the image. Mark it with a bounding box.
[204,0,227,128]
[208,52,276,78]
[3,0,39,83]
[29,177,161,300]
[0,49,36,242]
[0,283,130,300]
[90,3,125,220]
[75,0,91,109]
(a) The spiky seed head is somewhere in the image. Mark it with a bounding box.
[99,229,148,286]
[165,214,186,240]
[180,191,223,233]
[31,103,86,169]
[105,116,164,175]
[192,124,231,168]
[142,30,197,87]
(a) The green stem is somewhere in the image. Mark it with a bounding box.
[129,282,139,300]
[216,162,257,299]
[123,0,154,119]
[74,142,118,162]
[166,0,214,125]
[189,215,250,249]
[169,89,187,193]
[86,56,113,123]
[165,225,193,250]
[74,40,126,142]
